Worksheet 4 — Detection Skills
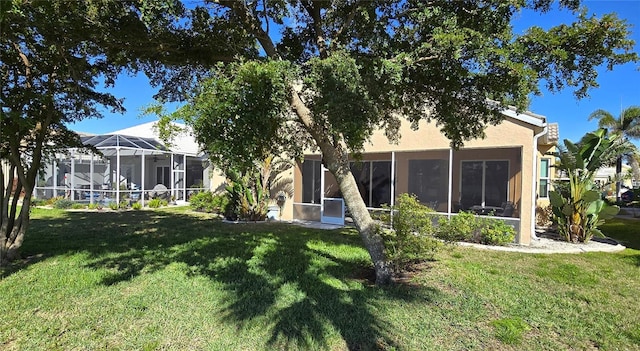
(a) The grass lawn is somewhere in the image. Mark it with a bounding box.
[1,207,639,350]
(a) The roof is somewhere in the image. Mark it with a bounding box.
[543,123,559,144]
[497,106,559,145]
[81,134,170,157]
[109,121,201,155]
[499,106,546,127]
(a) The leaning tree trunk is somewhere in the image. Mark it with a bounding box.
[322,144,392,286]
[289,91,392,286]
[231,2,392,285]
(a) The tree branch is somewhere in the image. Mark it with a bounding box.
[329,0,360,51]
[228,0,279,58]
[302,0,328,59]
[13,42,32,88]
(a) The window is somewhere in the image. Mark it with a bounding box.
[350,161,392,208]
[539,158,551,198]
[461,160,509,207]
[407,159,448,207]
[302,159,321,204]
[156,166,170,187]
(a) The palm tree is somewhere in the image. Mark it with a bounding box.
[589,106,640,201]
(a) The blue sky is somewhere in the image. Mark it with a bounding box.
[69,1,640,144]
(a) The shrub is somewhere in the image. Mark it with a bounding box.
[53,198,74,209]
[31,198,47,207]
[382,194,440,273]
[436,211,479,242]
[131,202,142,210]
[46,196,64,206]
[87,203,98,210]
[108,201,119,210]
[477,217,516,245]
[148,198,167,208]
[436,212,516,246]
[71,203,85,210]
[189,191,229,214]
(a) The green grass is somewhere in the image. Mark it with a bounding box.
[600,217,640,250]
[0,207,639,350]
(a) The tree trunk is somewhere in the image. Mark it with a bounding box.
[0,195,30,265]
[322,145,392,286]
[229,2,392,285]
[288,91,392,285]
[616,157,623,202]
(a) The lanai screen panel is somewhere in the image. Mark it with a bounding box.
[81,134,170,156]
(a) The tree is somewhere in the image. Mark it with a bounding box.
[550,129,620,243]
[0,0,175,263]
[145,0,636,285]
[588,106,640,200]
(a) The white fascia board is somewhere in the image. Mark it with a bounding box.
[500,108,546,127]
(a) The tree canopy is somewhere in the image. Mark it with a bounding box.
[0,0,171,262]
[589,106,640,200]
[1,0,637,284]
[144,0,638,284]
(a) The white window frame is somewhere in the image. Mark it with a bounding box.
[539,158,551,198]
[459,159,510,207]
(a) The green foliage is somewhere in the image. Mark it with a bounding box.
[131,202,142,210]
[87,203,103,211]
[477,217,517,246]
[53,198,74,209]
[176,60,294,172]
[224,168,269,222]
[437,211,480,242]
[491,317,530,345]
[550,129,621,243]
[46,196,64,206]
[148,199,167,209]
[70,203,85,210]
[189,191,228,214]
[304,51,380,152]
[382,194,440,273]
[436,212,516,246]
[141,0,637,284]
[0,0,187,261]
[30,198,47,207]
[108,202,119,210]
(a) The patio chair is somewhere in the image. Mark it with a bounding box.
[498,201,514,217]
[149,184,169,200]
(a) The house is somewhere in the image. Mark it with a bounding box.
[278,109,559,245]
[594,165,634,197]
[33,121,211,205]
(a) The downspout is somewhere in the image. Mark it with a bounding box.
[530,123,548,241]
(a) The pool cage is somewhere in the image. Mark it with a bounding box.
[34,134,209,206]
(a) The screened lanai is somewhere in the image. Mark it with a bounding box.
[34,133,210,206]
[293,147,523,232]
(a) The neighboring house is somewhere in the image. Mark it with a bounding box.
[282,110,559,245]
[594,164,633,197]
[33,121,211,205]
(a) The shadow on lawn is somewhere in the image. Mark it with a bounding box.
[15,209,439,350]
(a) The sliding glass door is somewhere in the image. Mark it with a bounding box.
[461,160,509,208]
